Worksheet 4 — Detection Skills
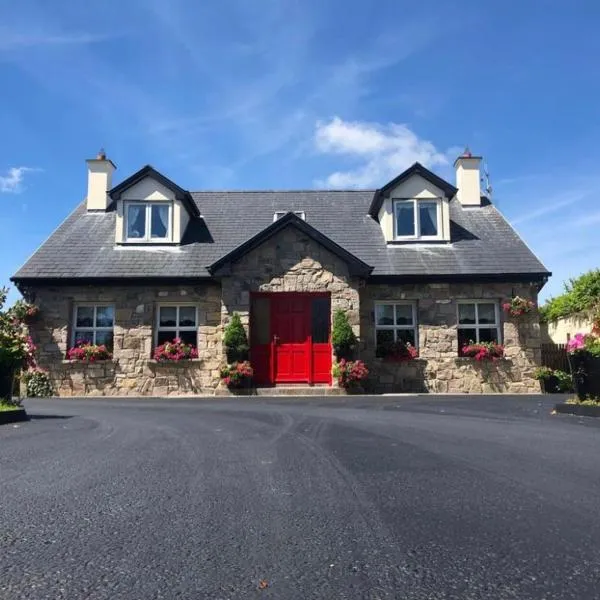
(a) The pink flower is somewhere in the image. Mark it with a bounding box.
[567,333,586,353]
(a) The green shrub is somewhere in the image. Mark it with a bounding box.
[331,310,357,359]
[223,313,249,363]
[533,366,553,380]
[554,369,574,392]
[540,269,600,322]
[23,369,54,397]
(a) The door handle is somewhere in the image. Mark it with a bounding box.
[273,335,280,344]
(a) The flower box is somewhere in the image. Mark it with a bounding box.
[460,342,505,361]
[153,338,198,362]
[67,342,112,362]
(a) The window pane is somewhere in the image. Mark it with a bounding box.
[376,329,394,346]
[95,330,114,350]
[419,201,438,236]
[458,328,477,350]
[151,205,169,238]
[311,297,331,343]
[375,304,394,326]
[157,330,174,345]
[127,204,146,239]
[458,304,476,325]
[395,202,415,237]
[478,303,496,325]
[179,330,197,347]
[96,306,114,328]
[74,330,94,345]
[395,304,413,326]
[159,306,177,327]
[397,329,416,346]
[251,297,271,345]
[76,306,94,328]
[179,306,196,328]
[478,328,498,343]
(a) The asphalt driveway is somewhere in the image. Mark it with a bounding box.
[2,395,600,599]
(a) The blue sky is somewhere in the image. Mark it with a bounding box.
[1,0,600,304]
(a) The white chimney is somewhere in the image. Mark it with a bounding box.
[86,149,116,211]
[454,148,481,206]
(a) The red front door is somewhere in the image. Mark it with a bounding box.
[271,295,310,383]
[250,293,331,385]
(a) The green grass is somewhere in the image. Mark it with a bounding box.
[0,402,22,412]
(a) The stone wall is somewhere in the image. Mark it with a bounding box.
[27,284,222,396]
[360,282,542,393]
[221,224,360,340]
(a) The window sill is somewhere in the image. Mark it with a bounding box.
[118,241,178,246]
[387,239,449,245]
[454,357,512,364]
[376,356,425,363]
[147,359,203,366]
[61,359,118,365]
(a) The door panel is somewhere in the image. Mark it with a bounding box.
[251,293,332,385]
[272,296,310,383]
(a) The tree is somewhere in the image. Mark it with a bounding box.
[223,313,249,363]
[331,309,357,360]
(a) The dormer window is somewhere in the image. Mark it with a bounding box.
[125,201,172,242]
[393,198,441,240]
[274,211,305,222]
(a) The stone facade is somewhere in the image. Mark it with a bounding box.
[29,284,222,396]
[221,225,360,336]
[360,282,542,393]
[25,229,542,396]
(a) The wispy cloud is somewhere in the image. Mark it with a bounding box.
[0,30,113,52]
[0,167,38,193]
[567,209,600,229]
[510,189,592,225]
[313,117,458,188]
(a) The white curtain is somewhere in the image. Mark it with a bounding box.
[420,203,437,236]
[127,205,144,238]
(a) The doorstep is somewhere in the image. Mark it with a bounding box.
[215,385,344,397]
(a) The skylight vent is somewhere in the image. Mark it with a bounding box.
[273,211,306,222]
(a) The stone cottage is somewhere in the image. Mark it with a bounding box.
[11,150,549,395]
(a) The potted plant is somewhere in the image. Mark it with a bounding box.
[220,361,253,389]
[332,310,357,360]
[502,296,536,317]
[567,333,600,400]
[153,338,198,362]
[0,287,36,402]
[460,341,505,361]
[332,359,369,391]
[223,313,249,363]
[376,339,418,361]
[534,366,559,393]
[67,341,113,362]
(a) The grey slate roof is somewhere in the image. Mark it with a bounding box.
[12,189,549,282]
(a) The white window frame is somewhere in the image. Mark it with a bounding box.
[457,300,502,343]
[273,211,306,222]
[72,304,115,347]
[124,201,173,242]
[393,198,442,241]
[374,301,418,347]
[155,304,199,348]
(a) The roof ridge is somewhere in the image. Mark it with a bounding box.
[190,189,377,194]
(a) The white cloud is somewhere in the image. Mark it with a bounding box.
[314,117,457,188]
[0,167,37,193]
[0,31,113,51]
